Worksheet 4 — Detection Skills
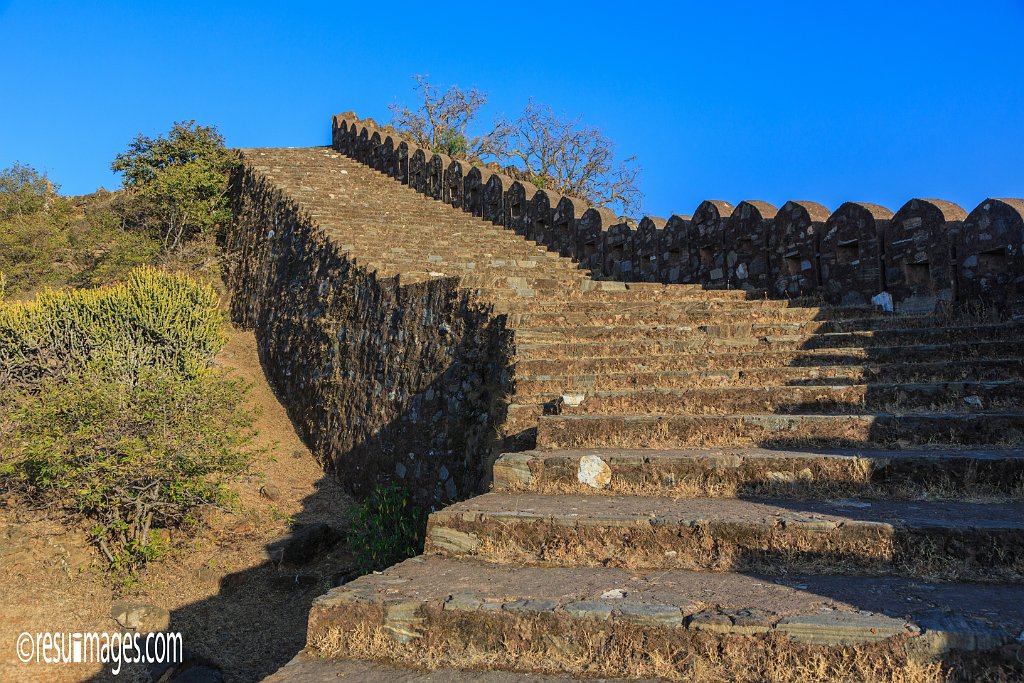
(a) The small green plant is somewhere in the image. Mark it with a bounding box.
[347,485,426,573]
[434,127,470,157]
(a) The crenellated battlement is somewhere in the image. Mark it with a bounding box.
[334,112,1024,313]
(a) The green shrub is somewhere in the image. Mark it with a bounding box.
[111,121,239,251]
[0,162,58,220]
[0,268,252,578]
[0,266,224,389]
[4,361,254,576]
[347,485,426,573]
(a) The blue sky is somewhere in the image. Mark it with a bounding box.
[1,1,1022,218]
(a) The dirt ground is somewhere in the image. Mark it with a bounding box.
[0,328,355,683]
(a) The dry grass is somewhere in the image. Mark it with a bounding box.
[310,620,955,683]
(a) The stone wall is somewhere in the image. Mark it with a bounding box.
[334,112,1024,312]
[224,160,514,506]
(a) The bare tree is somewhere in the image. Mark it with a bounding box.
[390,77,643,216]
[388,74,506,160]
[492,101,643,216]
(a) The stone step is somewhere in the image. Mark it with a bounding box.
[535,412,1024,449]
[513,334,1024,360]
[307,555,1024,681]
[513,341,1024,376]
[505,382,1024,422]
[349,257,587,281]
[425,493,1024,581]
[493,447,1024,501]
[513,321,1024,347]
[501,307,893,328]
[512,358,1024,394]
[262,653,613,682]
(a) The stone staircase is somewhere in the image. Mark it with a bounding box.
[242,147,1024,681]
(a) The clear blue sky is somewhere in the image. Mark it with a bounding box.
[1,1,1022,218]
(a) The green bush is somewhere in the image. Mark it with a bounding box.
[0,266,224,389]
[347,485,426,573]
[3,361,254,576]
[0,268,252,578]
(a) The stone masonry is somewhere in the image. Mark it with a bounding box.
[234,113,1024,681]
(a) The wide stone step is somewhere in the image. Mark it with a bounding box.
[513,321,1024,348]
[493,447,1024,501]
[501,298,878,314]
[513,341,1024,375]
[505,382,1024,423]
[425,493,1024,581]
[535,412,1024,449]
[513,334,1024,360]
[307,556,1024,681]
[262,654,606,682]
[512,358,1024,394]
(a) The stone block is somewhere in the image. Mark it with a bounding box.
[615,603,683,628]
[562,600,614,621]
[776,611,912,645]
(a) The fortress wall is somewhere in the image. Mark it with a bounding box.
[224,158,515,506]
[334,113,1024,312]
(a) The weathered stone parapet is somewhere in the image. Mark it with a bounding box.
[409,148,429,194]
[574,207,616,275]
[819,202,892,305]
[552,197,589,258]
[395,141,417,185]
[503,180,538,237]
[526,189,561,249]
[483,173,511,225]
[443,159,468,209]
[426,153,449,200]
[635,216,666,282]
[886,199,966,313]
[771,200,830,297]
[332,112,1024,310]
[660,215,691,283]
[603,218,637,280]
[689,200,734,288]
[464,167,493,217]
[224,155,514,506]
[725,201,776,291]
[959,198,1024,311]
